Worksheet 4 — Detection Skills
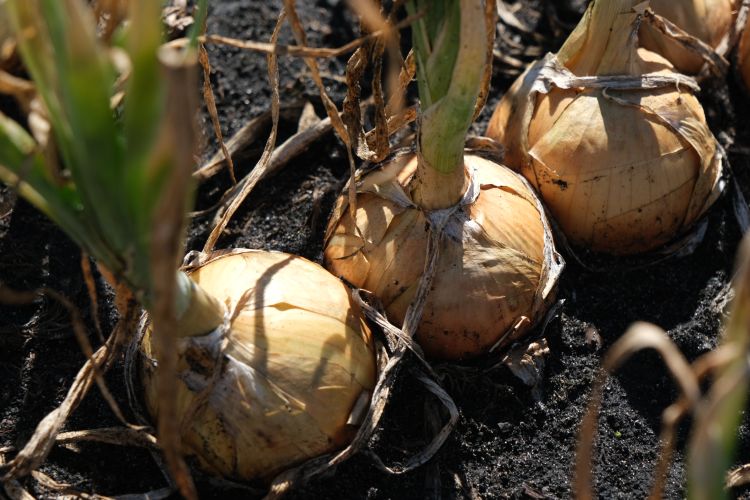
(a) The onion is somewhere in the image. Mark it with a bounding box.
[138,250,376,482]
[487,0,723,255]
[324,152,560,360]
[639,0,735,74]
[323,0,561,360]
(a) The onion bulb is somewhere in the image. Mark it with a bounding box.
[323,0,561,360]
[639,0,735,74]
[138,250,376,482]
[487,0,723,255]
[324,152,561,360]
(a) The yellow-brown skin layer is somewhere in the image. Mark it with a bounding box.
[140,250,376,483]
[639,0,735,74]
[324,154,547,360]
[487,49,713,255]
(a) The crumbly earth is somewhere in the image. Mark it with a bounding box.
[2,1,750,499]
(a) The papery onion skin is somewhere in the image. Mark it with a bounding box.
[324,153,553,360]
[487,47,721,255]
[639,0,735,74]
[139,250,376,483]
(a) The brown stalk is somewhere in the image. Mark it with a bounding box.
[0,283,132,430]
[380,0,409,118]
[30,470,117,499]
[0,449,33,500]
[385,49,415,116]
[282,0,354,228]
[147,44,202,500]
[728,464,750,488]
[343,1,400,163]
[80,252,105,343]
[347,0,388,33]
[648,345,737,499]
[202,99,415,223]
[197,12,421,60]
[199,1,417,233]
[341,43,373,225]
[199,45,236,184]
[339,0,408,231]
[343,44,389,164]
[46,286,132,427]
[192,103,303,182]
[574,322,700,500]
[202,10,284,254]
[2,480,34,500]
[55,427,158,449]
[687,235,750,495]
[0,70,34,97]
[0,291,138,481]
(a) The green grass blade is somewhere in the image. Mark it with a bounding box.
[40,0,131,248]
[10,0,136,259]
[122,0,164,167]
[0,112,119,267]
[188,0,209,50]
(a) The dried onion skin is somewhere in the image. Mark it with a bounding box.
[139,250,376,483]
[639,0,735,74]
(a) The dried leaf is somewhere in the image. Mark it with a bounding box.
[202,10,284,253]
[199,45,236,183]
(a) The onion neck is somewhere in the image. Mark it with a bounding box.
[558,0,644,75]
[409,0,485,210]
[412,154,470,210]
[173,270,225,337]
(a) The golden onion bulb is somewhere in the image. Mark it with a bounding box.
[324,153,560,360]
[487,1,722,255]
[639,0,735,74]
[139,250,376,482]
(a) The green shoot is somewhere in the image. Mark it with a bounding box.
[0,0,193,307]
[407,0,485,175]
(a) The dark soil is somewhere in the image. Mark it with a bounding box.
[2,1,750,499]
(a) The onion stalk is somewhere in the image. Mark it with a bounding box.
[324,0,561,360]
[0,0,375,488]
[487,0,723,255]
[639,0,736,74]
